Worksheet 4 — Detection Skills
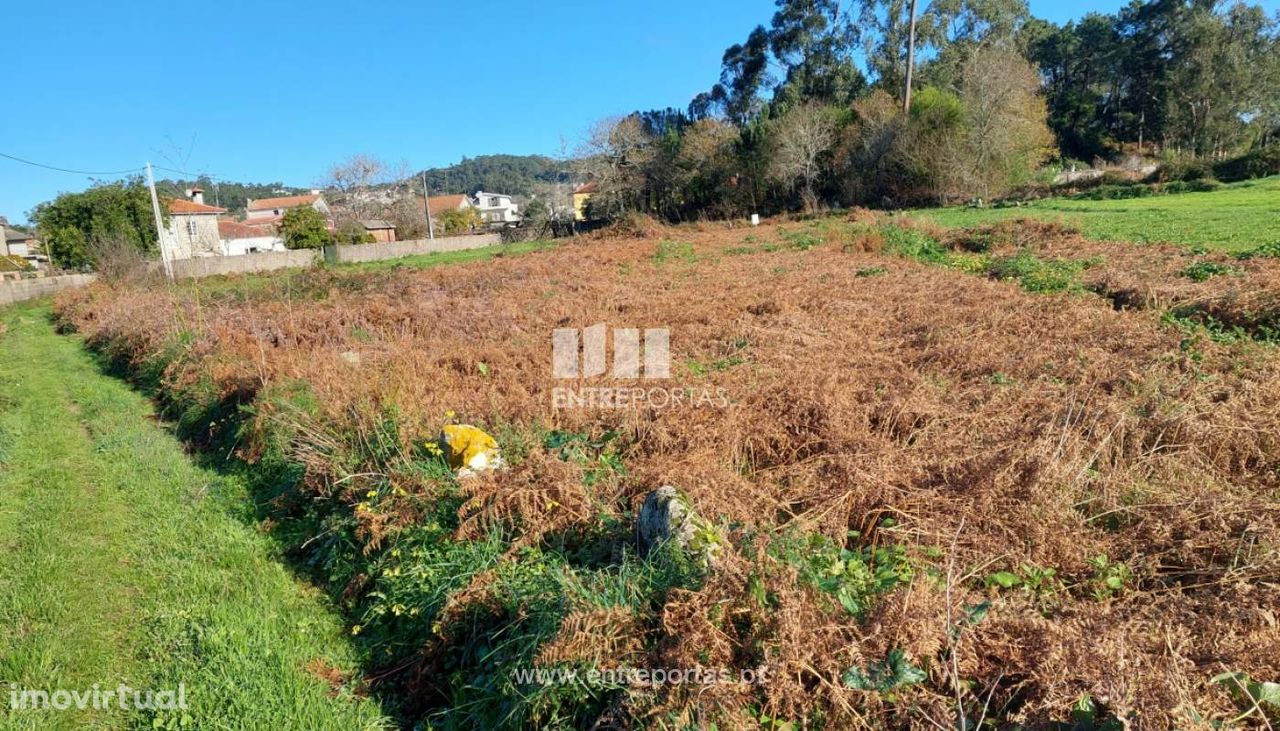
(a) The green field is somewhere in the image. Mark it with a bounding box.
[0,304,390,730]
[905,175,1280,252]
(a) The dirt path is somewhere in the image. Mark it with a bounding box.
[0,304,390,730]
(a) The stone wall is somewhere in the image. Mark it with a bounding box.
[0,274,98,306]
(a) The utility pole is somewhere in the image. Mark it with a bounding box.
[421,171,436,240]
[903,0,919,114]
[145,162,174,281]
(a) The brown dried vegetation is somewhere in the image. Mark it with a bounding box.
[54,214,1280,729]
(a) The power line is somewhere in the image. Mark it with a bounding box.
[0,151,145,176]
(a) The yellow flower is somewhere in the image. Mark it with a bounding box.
[351,625,362,636]
[445,409,456,419]
[366,490,378,499]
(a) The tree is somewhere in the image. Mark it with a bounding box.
[769,103,838,210]
[279,207,330,249]
[334,219,375,245]
[955,45,1053,197]
[769,0,866,105]
[325,154,391,224]
[30,178,160,270]
[575,115,655,219]
[437,207,482,235]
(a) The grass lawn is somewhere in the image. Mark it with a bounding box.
[343,238,558,272]
[904,175,1280,252]
[0,303,390,730]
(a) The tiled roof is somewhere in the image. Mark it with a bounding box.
[361,219,395,230]
[4,227,34,243]
[247,194,320,211]
[169,199,227,214]
[218,220,278,240]
[425,194,471,214]
[573,182,598,194]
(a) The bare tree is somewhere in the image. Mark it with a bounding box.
[574,115,655,219]
[324,154,390,223]
[769,103,838,211]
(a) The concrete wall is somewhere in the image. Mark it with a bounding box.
[163,234,501,278]
[331,233,502,264]
[169,249,321,279]
[0,273,97,306]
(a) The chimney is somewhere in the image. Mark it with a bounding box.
[187,187,205,205]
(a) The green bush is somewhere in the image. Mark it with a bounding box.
[987,249,1096,293]
[1213,147,1280,183]
[1072,183,1154,201]
[1180,260,1242,282]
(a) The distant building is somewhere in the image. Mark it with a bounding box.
[425,193,473,217]
[217,220,285,255]
[168,188,227,258]
[3,226,35,258]
[361,219,396,243]
[245,191,331,226]
[473,191,521,226]
[572,182,598,221]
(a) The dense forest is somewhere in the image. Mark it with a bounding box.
[418,154,567,197]
[573,0,1280,221]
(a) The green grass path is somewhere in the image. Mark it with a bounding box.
[0,303,389,730]
[907,175,1280,252]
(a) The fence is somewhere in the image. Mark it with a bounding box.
[329,233,501,264]
[0,273,97,306]
[166,233,503,279]
[1,234,508,305]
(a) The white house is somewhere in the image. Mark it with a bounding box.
[245,191,331,225]
[168,188,227,258]
[217,220,285,255]
[473,191,521,226]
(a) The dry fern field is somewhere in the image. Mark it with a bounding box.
[55,213,1280,730]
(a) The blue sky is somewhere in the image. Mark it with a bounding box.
[2,0,1276,223]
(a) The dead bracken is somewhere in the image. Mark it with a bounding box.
[55,215,1280,729]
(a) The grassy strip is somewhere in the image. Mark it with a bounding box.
[905,175,1280,252]
[877,223,1098,294]
[0,303,390,731]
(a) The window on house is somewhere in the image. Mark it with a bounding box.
[186,219,197,236]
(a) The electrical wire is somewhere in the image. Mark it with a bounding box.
[0,151,145,176]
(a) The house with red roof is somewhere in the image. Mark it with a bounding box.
[168,188,227,258]
[244,191,331,226]
[217,219,285,255]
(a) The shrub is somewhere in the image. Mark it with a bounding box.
[987,249,1094,293]
[1212,147,1280,183]
[1162,179,1220,194]
[280,206,331,249]
[1159,158,1214,183]
[1180,260,1242,282]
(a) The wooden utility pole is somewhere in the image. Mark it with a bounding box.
[903,0,919,113]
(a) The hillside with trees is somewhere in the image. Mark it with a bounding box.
[574,0,1279,221]
[418,154,567,196]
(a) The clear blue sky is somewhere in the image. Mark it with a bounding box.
[2,0,1275,224]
